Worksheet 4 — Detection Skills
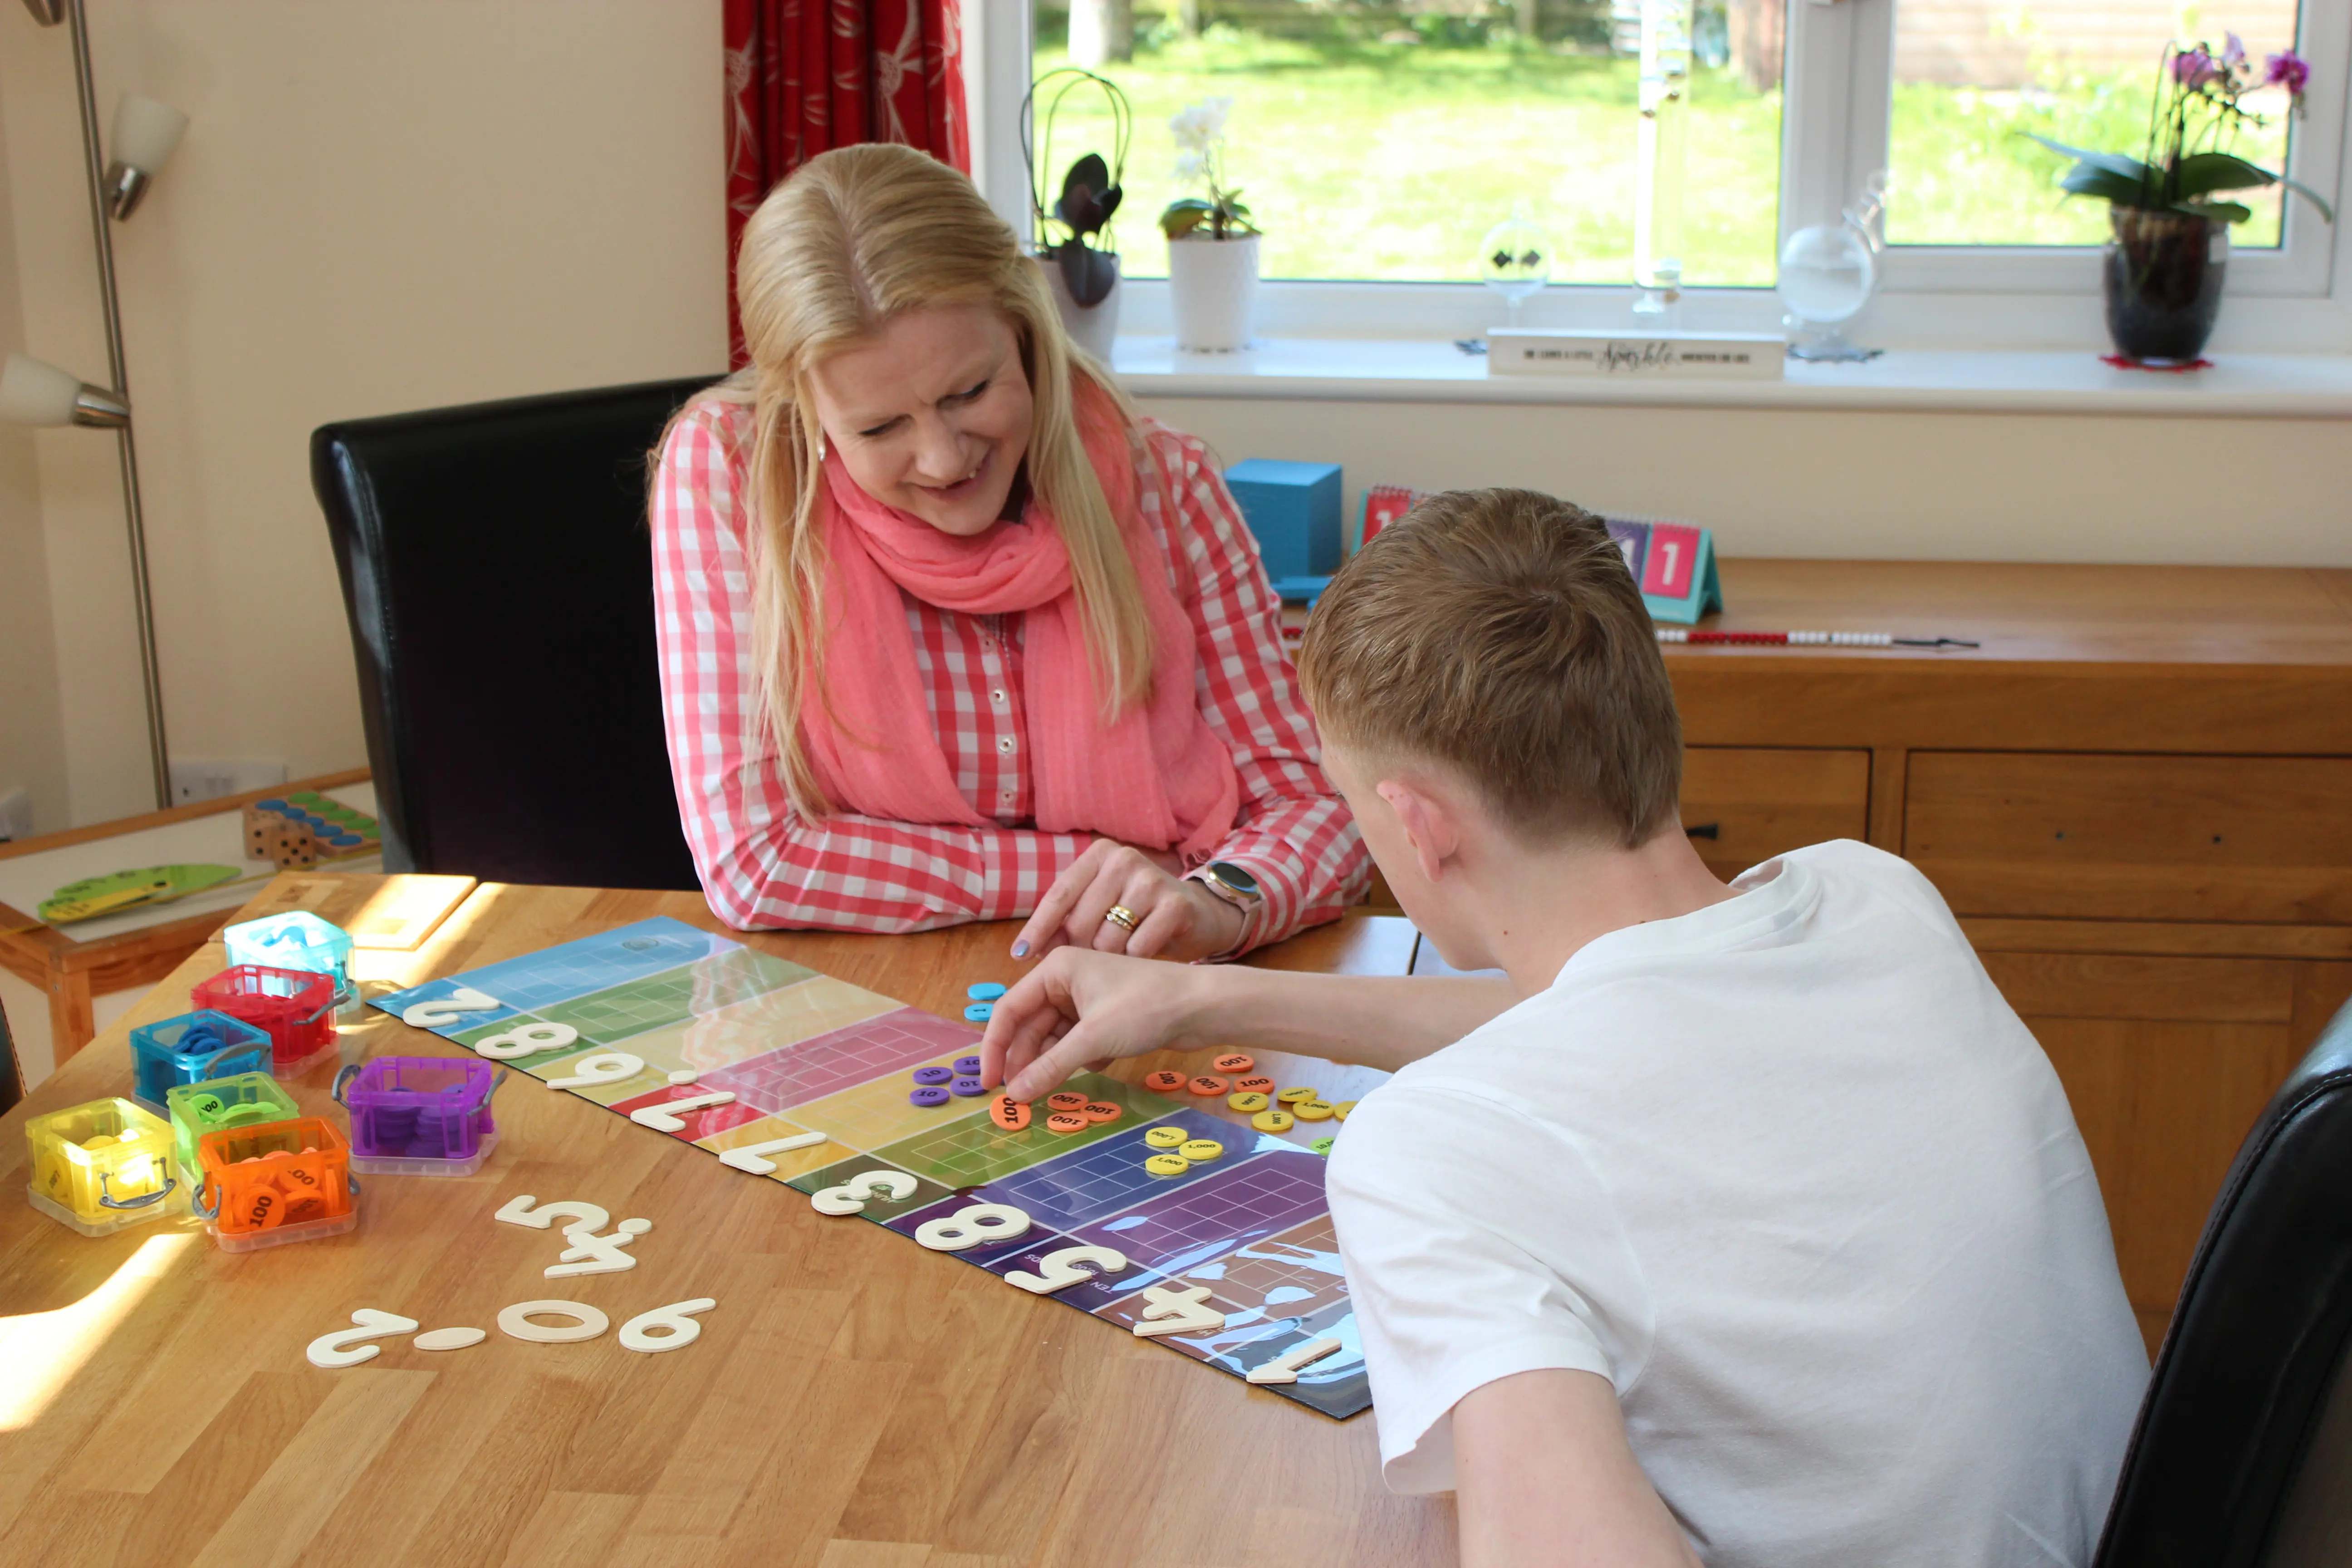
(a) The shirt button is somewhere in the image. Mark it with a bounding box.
[990,688,1007,707]
[999,789,1016,804]
[981,635,996,652]
[997,736,1015,755]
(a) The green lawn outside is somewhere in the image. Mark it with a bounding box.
[1032,27,2295,285]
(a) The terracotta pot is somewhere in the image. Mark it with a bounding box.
[1167,233,1260,352]
[2104,206,2227,365]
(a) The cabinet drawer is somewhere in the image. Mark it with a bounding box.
[1907,753,2352,923]
[1681,748,1871,881]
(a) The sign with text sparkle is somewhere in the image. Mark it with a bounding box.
[1487,329,1786,381]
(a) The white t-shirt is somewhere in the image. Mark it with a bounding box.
[1326,840,2149,1567]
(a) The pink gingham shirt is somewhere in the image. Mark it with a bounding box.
[651,398,1367,949]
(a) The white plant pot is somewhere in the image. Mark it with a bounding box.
[1041,253,1122,365]
[1167,232,1260,353]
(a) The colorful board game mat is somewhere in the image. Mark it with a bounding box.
[372,917,1380,1419]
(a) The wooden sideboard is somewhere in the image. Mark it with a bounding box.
[1660,560,2352,1353]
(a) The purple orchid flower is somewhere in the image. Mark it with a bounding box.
[2264,49,2311,102]
[2223,32,2246,68]
[2173,46,2219,88]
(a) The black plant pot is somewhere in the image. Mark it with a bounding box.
[2104,206,2227,365]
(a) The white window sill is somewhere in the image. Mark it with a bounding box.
[1111,337,2352,419]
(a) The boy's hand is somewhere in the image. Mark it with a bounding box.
[980,948,1218,1102]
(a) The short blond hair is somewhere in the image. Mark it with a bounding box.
[1296,488,1682,847]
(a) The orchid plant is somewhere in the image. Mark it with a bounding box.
[1160,97,1258,240]
[2033,39,2333,226]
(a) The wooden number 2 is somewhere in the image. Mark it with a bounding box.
[912,1202,1031,1252]
[810,1170,918,1215]
[1003,1244,1129,1294]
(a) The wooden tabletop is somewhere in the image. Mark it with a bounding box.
[0,876,1443,1568]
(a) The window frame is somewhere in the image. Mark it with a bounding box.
[973,0,2352,349]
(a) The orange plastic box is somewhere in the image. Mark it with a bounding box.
[194,1116,358,1251]
[191,964,338,1078]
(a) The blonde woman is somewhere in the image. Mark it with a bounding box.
[652,144,1366,962]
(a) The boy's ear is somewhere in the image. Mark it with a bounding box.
[1376,778,1459,885]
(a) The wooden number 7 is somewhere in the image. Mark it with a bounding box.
[1004,1245,1128,1294]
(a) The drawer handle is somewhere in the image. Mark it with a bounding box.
[1685,823,1720,841]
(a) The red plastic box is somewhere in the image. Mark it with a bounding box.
[191,964,338,1078]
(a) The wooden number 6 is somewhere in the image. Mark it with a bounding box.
[913,1202,1031,1253]
[544,1052,644,1090]
[809,1170,918,1215]
[618,1297,717,1353]
[1004,1244,1128,1294]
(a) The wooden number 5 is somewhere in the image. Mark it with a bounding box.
[495,1194,610,1235]
[1004,1244,1128,1294]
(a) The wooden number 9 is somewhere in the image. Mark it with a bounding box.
[810,1170,918,1215]
[1004,1244,1128,1294]
[618,1297,717,1353]
[475,1021,581,1060]
[913,1202,1032,1252]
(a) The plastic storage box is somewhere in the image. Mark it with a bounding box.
[336,1056,503,1176]
[25,1097,186,1236]
[165,1072,302,1182]
[195,1116,358,1251]
[191,965,338,1078]
[222,911,356,1013]
[127,1010,274,1111]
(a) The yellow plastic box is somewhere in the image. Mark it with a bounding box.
[24,1098,186,1237]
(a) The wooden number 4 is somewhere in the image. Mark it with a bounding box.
[1130,1284,1226,1338]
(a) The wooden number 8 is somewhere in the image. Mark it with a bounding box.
[1004,1244,1128,1294]
[475,1021,581,1060]
[810,1170,918,1215]
[913,1202,1032,1252]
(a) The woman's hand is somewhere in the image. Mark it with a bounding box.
[980,948,1218,1102]
[1012,839,1245,963]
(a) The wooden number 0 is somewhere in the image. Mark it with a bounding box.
[912,1202,1031,1252]
[1003,1244,1127,1294]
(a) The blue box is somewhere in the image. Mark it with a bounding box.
[1225,460,1342,580]
[129,1011,274,1112]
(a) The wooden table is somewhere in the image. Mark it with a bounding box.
[0,875,1442,1568]
[0,769,375,1067]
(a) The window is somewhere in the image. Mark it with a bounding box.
[988,0,2351,342]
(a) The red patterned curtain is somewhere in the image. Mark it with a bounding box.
[724,0,972,366]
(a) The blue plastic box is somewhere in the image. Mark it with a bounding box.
[129,1010,274,1111]
[1225,459,1342,581]
[224,911,355,1011]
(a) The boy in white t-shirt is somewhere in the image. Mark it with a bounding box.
[980,487,2149,1568]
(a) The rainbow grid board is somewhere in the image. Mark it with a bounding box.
[372,917,1382,1419]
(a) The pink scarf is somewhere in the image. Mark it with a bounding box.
[800,378,1240,859]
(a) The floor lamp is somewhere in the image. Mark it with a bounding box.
[0,0,185,811]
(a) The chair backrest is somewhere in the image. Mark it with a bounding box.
[2095,996,2352,1568]
[0,994,21,1114]
[313,377,719,891]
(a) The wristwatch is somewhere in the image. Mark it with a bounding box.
[1188,861,1264,960]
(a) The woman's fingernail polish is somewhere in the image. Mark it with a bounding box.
[1011,941,1029,958]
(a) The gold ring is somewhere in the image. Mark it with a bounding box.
[1103,905,1141,933]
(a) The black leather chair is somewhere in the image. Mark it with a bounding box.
[313,377,720,890]
[2095,995,2352,1566]
[0,995,21,1115]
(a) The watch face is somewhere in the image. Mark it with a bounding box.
[1208,861,1260,897]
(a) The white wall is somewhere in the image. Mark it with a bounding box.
[0,0,731,828]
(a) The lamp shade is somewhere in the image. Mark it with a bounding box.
[0,353,129,428]
[111,94,187,175]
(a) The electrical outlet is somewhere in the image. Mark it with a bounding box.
[169,759,287,806]
[0,787,30,842]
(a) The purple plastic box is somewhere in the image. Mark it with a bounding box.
[338,1056,501,1176]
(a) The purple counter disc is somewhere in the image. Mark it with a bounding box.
[950,1076,987,1097]
[909,1085,951,1107]
[911,1065,955,1086]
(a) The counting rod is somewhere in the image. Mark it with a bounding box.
[1654,629,1980,649]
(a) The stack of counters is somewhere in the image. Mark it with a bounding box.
[910,1064,954,1107]
[1211,1054,1254,1074]
[949,1055,988,1096]
[1142,1070,1186,1094]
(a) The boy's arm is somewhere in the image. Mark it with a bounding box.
[979,947,1516,1101]
[1455,1370,1702,1568]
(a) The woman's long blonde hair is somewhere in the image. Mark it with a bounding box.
[686,143,1156,819]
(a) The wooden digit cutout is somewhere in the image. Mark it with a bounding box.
[1131,1284,1227,1338]
[809,1170,918,1215]
[1004,1244,1129,1294]
[497,1300,611,1344]
[718,1130,827,1175]
[543,1052,645,1090]
[1245,1336,1344,1385]
[402,987,500,1028]
[913,1201,1032,1253]
[619,1297,717,1353]
[495,1194,610,1235]
[305,1308,421,1368]
[627,1091,738,1132]
[474,1021,580,1060]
